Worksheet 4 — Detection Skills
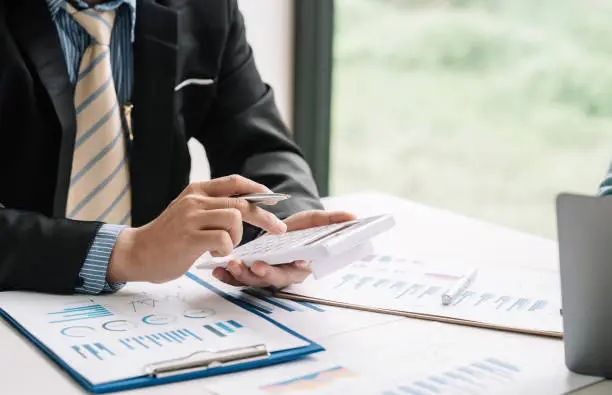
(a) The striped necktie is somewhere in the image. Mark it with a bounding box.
[65,4,132,226]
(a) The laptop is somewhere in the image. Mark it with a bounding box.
[557,193,612,378]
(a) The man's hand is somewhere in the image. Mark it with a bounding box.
[107,175,287,284]
[212,210,356,289]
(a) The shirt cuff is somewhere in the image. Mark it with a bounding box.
[75,224,127,295]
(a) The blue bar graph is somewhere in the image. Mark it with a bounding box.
[487,358,520,372]
[398,386,427,395]
[507,298,530,312]
[72,345,88,359]
[228,320,243,328]
[379,357,521,394]
[119,339,133,350]
[236,290,325,313]
[418,286,441,299]
[355,276,374,290]
[72,343,115,360]
[243,289,301,312]
[474,293,494,306]
[528,300,548,312]
[95,342,115,356]
[204,324,226,337]
[395,283,422,298]
[119,328,203,350]
[216,322,234,333]
[334,274,357,289]
[230,292,274,314]
[182,329,203,341]
[373,279,391,288]
[414,381,440,393]
[295,300,326,312]
[495,296,512,310]
[205,320,245,337]
[48,304,112,324]
[452,291,476,306]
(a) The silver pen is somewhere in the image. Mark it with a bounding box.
[441,268,479,306]
[232,193,291,205]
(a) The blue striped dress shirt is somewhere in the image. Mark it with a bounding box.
[46,0,135,294]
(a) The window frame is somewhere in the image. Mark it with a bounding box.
[292,0,335,197]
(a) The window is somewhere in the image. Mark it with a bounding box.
[330,0,612,238]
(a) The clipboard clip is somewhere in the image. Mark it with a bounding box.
[143,344,270,378]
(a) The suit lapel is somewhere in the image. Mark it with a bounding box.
[9,1,77,217]
[130,0,181,225]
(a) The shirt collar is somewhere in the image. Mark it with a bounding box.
[45,0,136,41]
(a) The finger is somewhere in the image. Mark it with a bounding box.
[199,230,234,257]
[225,261,271,287]
[284,210,356,232]
[250,261,312,287]
[223,198,286,234]
[198,175,272,197]
[193,209,243,247]
[211,267,244,286]
[192,196,286,234]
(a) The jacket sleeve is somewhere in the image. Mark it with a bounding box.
[195,1,324,243]
[0,208,101,293]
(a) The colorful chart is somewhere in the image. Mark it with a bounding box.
[261,366,358,394]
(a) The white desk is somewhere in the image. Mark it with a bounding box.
[1,192,610,394]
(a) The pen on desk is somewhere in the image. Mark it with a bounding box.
[441,268,479,306]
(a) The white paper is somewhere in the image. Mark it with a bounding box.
[0,276,308,385]
[194,271,403,341]
[284,253,563,335]
[205,318,601,395]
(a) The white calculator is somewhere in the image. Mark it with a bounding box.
[196,214,395,269]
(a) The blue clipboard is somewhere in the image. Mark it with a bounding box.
[0,272,324,393]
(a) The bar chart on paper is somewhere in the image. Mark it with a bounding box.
[246,357,523,395]
[71,343,116,361]
[119,328,203,350]
[204,278,401,340]
[229,289,326,315]
[283,254,563,335]
[376,357,522,395]
[48,304,113,324]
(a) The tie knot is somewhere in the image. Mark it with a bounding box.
[66,3,116,46]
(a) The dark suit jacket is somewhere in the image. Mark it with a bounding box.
[0,0,322,293]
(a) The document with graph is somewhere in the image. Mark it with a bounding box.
[277,254,563,337]
[202,274,403,341]
[0,273,321,393]
[204,313,599,395]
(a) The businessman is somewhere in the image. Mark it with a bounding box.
[0,0,353,294]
